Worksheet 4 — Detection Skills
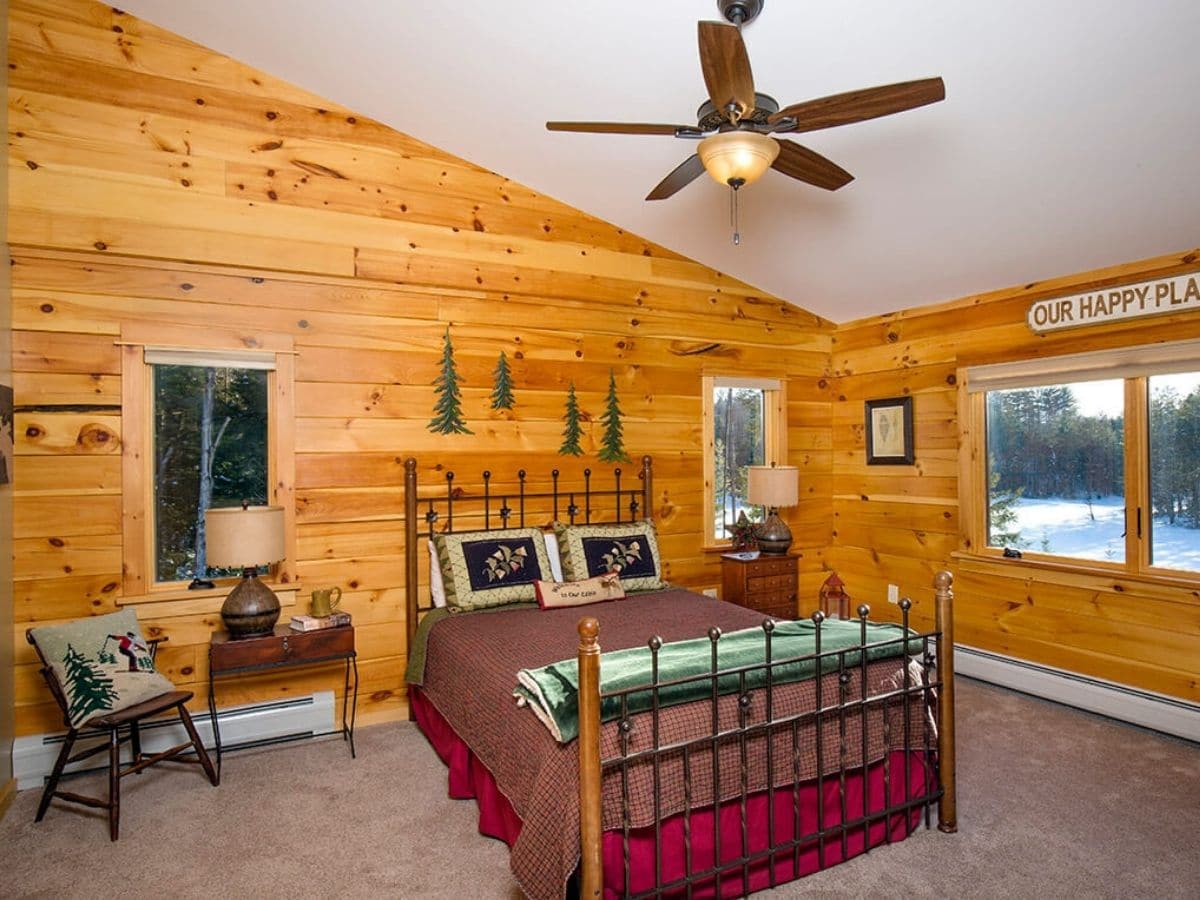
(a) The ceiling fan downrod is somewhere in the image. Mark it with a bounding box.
[717,0,763,28]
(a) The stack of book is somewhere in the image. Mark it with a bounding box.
[289,611,352,632]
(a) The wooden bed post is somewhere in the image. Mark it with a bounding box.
[404,457,419,722]
[577,616,603,898]
[934,569,958,833]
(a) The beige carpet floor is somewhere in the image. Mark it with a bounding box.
[1,678,1197,899]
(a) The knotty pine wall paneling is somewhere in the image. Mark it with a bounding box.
[829,248,1200,703]
[6,0,833,735]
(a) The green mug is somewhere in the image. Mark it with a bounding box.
[310,586,342,618]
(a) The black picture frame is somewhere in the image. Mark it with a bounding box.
[865,396,914,465]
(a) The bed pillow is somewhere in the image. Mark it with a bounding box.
[554,520,666,592]
[427,539,447,608]
[534,574,626,609]
[542,531,565,583]
[433,527,554,611]
[28,609,177,729]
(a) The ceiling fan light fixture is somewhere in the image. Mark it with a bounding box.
[697,131,779,188]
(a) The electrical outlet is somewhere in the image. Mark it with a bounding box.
[702,587,719,599]
[887,584,900,605]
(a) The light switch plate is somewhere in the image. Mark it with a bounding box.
[887,584,900,604]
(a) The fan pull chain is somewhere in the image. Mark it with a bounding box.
[724,180,744,247]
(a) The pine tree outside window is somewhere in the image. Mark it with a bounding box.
[962,339,1200,578]
[701,376,786,546]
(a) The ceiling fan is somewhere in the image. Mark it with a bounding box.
[547,0,945,208]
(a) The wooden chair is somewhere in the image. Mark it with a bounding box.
[26,629,218,840]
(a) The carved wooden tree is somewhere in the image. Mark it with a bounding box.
[429,327,473,435]
[598,370,629,463]
[559,382,584,456]
[490,351,516,411]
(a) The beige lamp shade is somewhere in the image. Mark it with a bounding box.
[746,465,799,509]
[698,131,780,187]
[205,505,285,568]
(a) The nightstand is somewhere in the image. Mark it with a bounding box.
[208,625,358,782]
[720,552,798,619]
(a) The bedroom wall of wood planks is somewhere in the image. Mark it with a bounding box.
[4,0,834,735]
[7,0,1197,745]
[829,247,1200,705]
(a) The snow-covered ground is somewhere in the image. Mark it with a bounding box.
[1006,495,1200,571]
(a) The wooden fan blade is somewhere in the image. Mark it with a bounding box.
[698,21,755,121]
[547,121,695,136]
[646,154,707,201]
[771,140,854,191]
[768,77,946,133]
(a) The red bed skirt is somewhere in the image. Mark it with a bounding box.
[411,687,930,898]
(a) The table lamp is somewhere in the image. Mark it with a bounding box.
[205,503,286,639]
[746,463,799,555]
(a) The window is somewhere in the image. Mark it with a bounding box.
[152,360,269,583]
[120,330,296,598]
[962,339,1200,577]
[702,376,786,545]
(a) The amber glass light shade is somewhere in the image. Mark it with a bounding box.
[698,131,780,186]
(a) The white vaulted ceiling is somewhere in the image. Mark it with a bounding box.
[118,0,1200,323]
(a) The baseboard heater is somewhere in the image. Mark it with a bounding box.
[13,691,336,791]
[953,643,1200,744]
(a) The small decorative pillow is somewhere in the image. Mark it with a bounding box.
[433,527,554,611]
[554,520,667,592]
[535,574,626,609]
[542,531,565,582]
[28,609,177,729]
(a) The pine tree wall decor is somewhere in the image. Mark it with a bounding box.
[559,382,584,456]
[490,351,516,411]
[598,369,630,463]
[428,326,473,435]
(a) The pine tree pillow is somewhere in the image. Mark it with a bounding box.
[433,527,554,611]
[29,610,177,729]
[554,520,667,592]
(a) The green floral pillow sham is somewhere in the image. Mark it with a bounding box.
[433,527,554,611]
[553,520,666,592]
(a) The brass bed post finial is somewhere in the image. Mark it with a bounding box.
[577,617,603,898]
[934,569,957,833]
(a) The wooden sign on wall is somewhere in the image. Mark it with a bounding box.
[1028,272,1200,333]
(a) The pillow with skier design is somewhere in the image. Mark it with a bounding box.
[29,609,177,729]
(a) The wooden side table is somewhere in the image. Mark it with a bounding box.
[720,552,798,620]
[208,624,358,782]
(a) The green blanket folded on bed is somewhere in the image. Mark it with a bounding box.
[514,618,922,743]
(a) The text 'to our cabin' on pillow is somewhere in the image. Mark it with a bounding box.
[433,526,554,611]
[534,574,626,609]
[553,520,666,592]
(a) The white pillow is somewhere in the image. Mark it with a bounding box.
[428,539,447,608]
[543,531,564,582]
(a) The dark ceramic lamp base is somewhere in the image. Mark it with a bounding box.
[221,567,281,639]
[754,510,793,555]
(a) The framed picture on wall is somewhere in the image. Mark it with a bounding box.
[865,396,914,465]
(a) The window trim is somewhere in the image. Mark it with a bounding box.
[119,325,297,600]
[958,339,1200,583]
[702,375,787,549]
